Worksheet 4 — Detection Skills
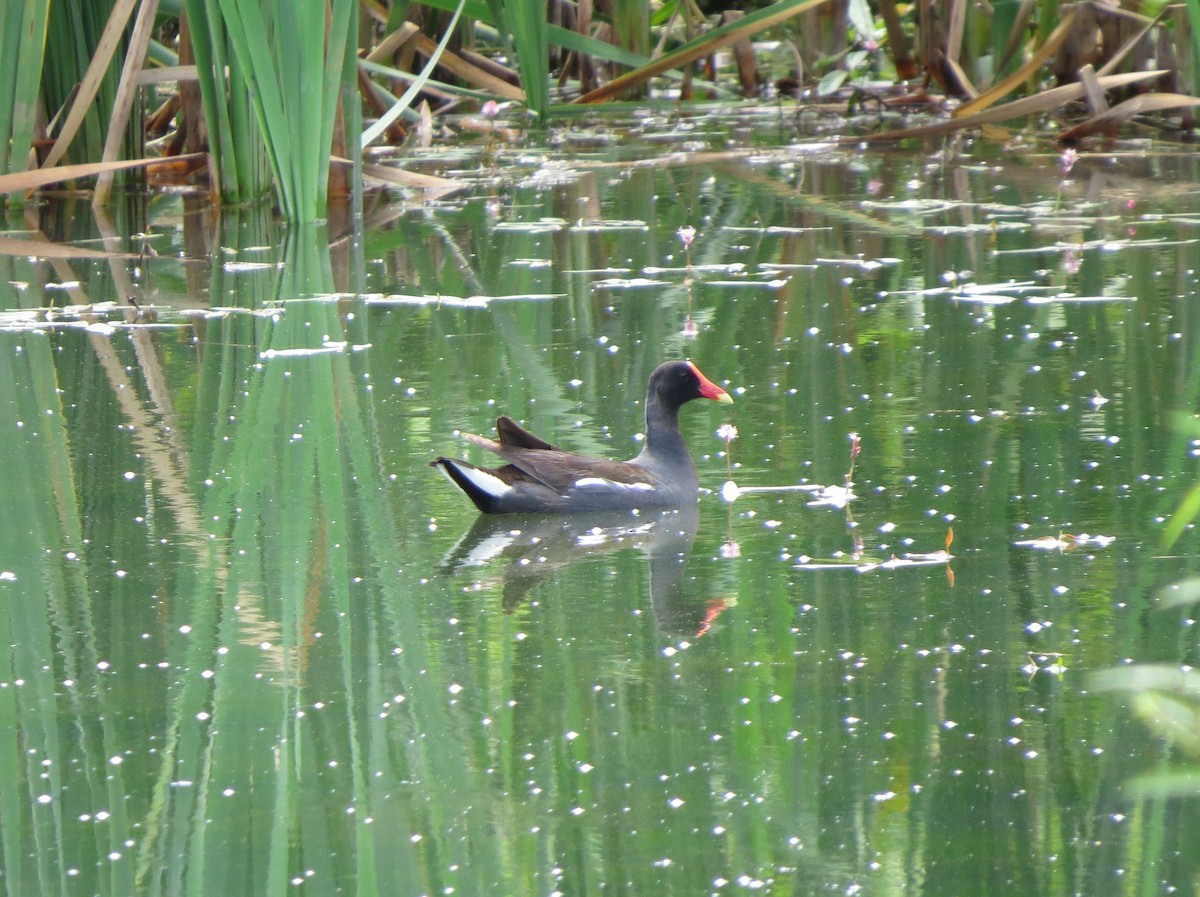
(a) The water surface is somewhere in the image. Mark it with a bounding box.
[2,112,1200,896]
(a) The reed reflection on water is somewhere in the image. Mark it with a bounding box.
[0,124,1199,896]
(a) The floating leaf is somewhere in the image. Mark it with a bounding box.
[1014,533,1114,550]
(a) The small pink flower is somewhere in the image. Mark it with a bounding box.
[720,540,741,559]
[482,100,500,119]
[717,424,738,443]
[1059,148,1078,176]
[677,225,696,250]
[867,179,883,196]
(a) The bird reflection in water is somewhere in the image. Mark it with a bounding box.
[436,503,731,638]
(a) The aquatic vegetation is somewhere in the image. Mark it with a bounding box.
[3,1,1200,219]
[0,125,1197,895]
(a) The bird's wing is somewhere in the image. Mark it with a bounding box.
[495,415,556,450]
[497,450,659,494]
[459,431,658,494]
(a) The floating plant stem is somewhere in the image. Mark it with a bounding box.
[482,99,499,167]
[716,422,740,555]
[1054,147,1077,213]
[717,423,738,501]
[678,225,697,335]
[846,431,861,484]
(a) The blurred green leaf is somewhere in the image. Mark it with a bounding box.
[1132,691,1200,756]
[1159,577,1200,609]
[847,0,875,39]
[1128,770,1200,799]
[819,69,848,96]
[1162,481,1200,549]
[1092,665,1200,698]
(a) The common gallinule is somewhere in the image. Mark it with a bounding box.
[431,360,733,513]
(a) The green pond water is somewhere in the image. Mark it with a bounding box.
[3,109,1200,896]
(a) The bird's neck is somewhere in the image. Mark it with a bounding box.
[642,395,684,456]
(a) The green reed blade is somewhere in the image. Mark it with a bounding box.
[576,0,838,104]
[547,24,651,68]
[213,0,296,213]
[1186,0,1200,94]
[0,5,21,172]
[0,2,50,175]
[213,0,357,219]
[362,0,468,147]
[503,0,550,117]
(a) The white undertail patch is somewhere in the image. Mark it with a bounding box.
[441,461,513,498]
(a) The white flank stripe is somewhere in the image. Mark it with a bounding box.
[572,477,655,492]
